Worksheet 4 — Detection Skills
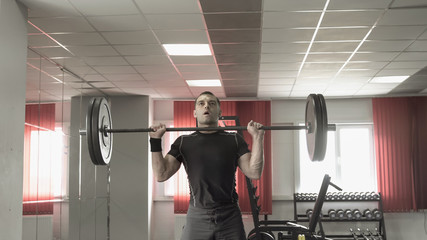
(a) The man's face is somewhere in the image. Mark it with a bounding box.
[193,94,221,126]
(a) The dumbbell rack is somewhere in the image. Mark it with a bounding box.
[293,192,387,239]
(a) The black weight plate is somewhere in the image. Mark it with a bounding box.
[316,94,328,161]
[305,94,324,161]
[87,97,113,165]
[87,97,100,165]
[247,231,275,240]
[97,97,113,165]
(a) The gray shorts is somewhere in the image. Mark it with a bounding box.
[181,203,246,240]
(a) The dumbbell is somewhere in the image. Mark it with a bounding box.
[328,209,336,220]
[353,209,362,220]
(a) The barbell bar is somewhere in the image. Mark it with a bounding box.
[82,94,336,166]
[101,125,336,134]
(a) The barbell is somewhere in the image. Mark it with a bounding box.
[81,94,336,165]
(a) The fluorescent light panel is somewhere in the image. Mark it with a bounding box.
[163,44,211,56]
[186,79,221,87]
[370,76,409,83]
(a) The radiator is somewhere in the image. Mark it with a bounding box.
[174,214,187,240]
[22,215,53,240]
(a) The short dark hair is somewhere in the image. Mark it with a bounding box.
[194,91,221,107]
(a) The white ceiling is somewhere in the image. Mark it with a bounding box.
[21,0,427,102]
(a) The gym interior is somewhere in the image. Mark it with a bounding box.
[1,0,427,240]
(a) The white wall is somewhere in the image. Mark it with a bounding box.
[0,1,28,240]
[150,98,427,240]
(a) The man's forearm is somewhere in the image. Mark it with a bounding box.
[249,134,264,179]
[152,152,168,182]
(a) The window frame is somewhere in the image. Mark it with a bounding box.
[295,122,377,193]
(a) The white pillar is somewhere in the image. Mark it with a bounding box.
[0,0,28,239]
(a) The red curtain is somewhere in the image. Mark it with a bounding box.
[372,97,427,212]
[173,101,272,215]
[23,104,56,215]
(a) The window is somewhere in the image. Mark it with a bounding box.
[298,124,376,193]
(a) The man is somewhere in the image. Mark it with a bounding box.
[149,91,265,240]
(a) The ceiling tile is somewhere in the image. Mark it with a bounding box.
[83,74,108,82]
[378,8,427,26]
[262,42,309,53]
[315,28,370,41]
[376,68,420,76]
[259,78,296,85]
[215,54,260,64]
[368,26,425,40]
[29,17,95,32]
[221,71,259,79]
[145,14,205,30]
[359,40,413,51]
[321,10,382,27]
[176,64,218,72]
[114,81,149,88]
[258,91,290,98]
[260,71,298,78]
[87,15,150,31]
[154,30,209,44]
[67,46,119,56]
[263,12,321,28]
[83,56,128,66]
[30,47,74,58]
[91,81,116,88]
[328,0,391,9]
[260,62,301,71]
[93,66,137,74]
[305,52,351,62]
[190,87,226,98]
[69,0,140,15]
[170,56,215,64]
[213,43,261,54]
[125,55,171,65]
[134,65,177,74]
[209,29,261,43]
[51,32,108,46]
[102,31,158,45]
[406,40,427,51]
[394,52,427,61]
[142,72,182,81]
[114,44,165,56]
[28,34,58,47]
[264,0,325,11]
[22,0,81,17]
[262,29,314,42]
[199,0,261,12]
[391,0,427,8]
[385,61,427,69]
[258,85,293,92]
[134,0,200,14]
[204,13,261,29]
[345,61,389,69]
[310,42,359,52]
[104,73,145,81]
[261,53,304,63]
[337,69,380,77]
[218,64,259,72]
[181,72,220,80]
[351,52,400,61]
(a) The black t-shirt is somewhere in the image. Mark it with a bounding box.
[167,130,250,208]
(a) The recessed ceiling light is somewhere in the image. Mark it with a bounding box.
[163,44,211,56]
[186,79,221,87]
[370,76,409,83]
